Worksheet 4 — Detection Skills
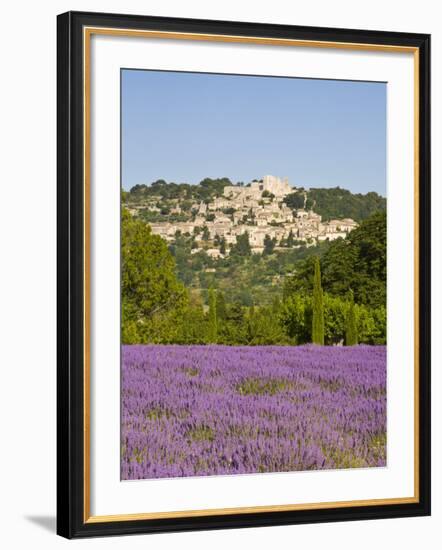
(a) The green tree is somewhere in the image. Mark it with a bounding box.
[208,288,218,343]
[121,209,187,343]
[217,303,248,345]
[198,177,232,199]
[283,251,327,298]
[279,294,311,344]
[356,304,386,345]
[323,294,346,345]
[321,238,357,297]
[231,232,251,257]
[219,237,227,255]
[236,287,254,306]
[283,211,386,309]
[215,291,227,321]
[263,234,276,256]
[349,210,386,307]
[286,230,295,248]
[283,192,305,210]
[262,190,275,200]
[345,290,358,345]
[246,306,288,345]
[312,257,324,345]
[202,225,210,241]
[175,294,209,344]
[306,187,386,223]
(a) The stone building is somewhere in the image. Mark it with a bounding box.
[223,174,293,201]
[147,174,358,254]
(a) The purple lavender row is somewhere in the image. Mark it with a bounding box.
[121,345,386,480]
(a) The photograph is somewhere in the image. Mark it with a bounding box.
[120,69,388,481]
[0,0,436,545]
[54,9,430,539]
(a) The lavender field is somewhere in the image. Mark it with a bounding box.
[121,345,386,480]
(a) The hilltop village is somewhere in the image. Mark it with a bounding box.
[126,175,358,257]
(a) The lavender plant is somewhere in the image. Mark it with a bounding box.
[121,345,386,480]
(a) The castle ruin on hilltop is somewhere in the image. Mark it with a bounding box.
[223,175,292,201]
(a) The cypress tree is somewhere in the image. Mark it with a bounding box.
[345,290,358,346]
[287,230,295,248]
[215,290,227,321]
[219,237,226,256]
[208,288,218,343]
[263,234,276,256]
[202,225,210,241]
[312,257,325,345]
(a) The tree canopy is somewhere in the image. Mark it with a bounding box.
[306,187,386,222]
[283,192,305,210]
[128,177,232,202]
[121,208,187,342]
[121,202,386,346]
[284,210,386,308]
[312,257,325,345]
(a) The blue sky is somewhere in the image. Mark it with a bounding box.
[122,69,386,196]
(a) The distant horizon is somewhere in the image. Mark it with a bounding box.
[122,70,386,196]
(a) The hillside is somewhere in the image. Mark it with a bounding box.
[126,177,232,204]
[125,179,385,224]
[122,208,387,346]
[304,187,386,222]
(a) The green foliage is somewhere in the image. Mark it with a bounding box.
[263,234,277,256]
[245,306,290,345]
[176,301,208,344]
[137,209,189,224]
[345,290,358,346]
[169,231,333,309]
[232,287,254,307]
[223,207,236,216]
[236,377,291,396]
[320,238,357,297]
[122,196,387,346]
[127,177,232,203]
[216,303,247,345]
[349,211,386,307]
[121,209,187,344]
[286,230,295,248]
[323,294,346,345]
[356,304,386,345]
[208,288,218,343]
[283,192,305,210]
[305,197,314,210]
[231,232,251,257]
[279,294,311,344]
[279,292,385,346]
[312,257,325,345]
[306,187,386,222]
[216,290,227,321]
[124,177,384,230]
[202,226,210,241]
[284,211,386,308]
[219,237,227,255]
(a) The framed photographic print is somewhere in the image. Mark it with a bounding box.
[57,11,431,538]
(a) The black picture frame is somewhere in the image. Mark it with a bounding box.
[57,10,431,539]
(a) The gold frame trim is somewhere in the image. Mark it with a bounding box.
[83,27,420,524]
